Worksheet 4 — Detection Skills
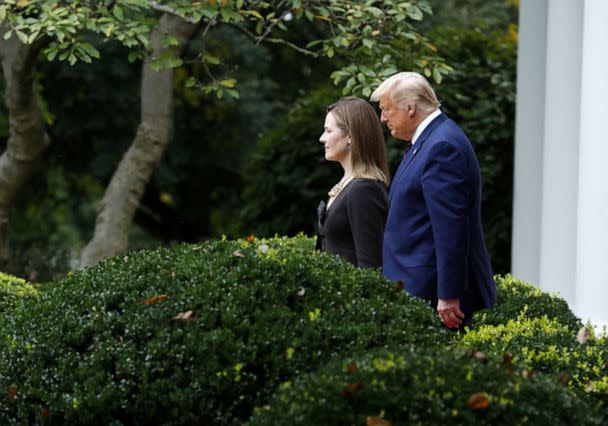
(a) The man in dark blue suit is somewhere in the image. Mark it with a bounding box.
[370,72,496,329]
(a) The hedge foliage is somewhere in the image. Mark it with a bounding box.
[247,347,602,426]
[462,312,608,414]
[1,238,606,424]
[474,274,581,330]
[0,272,37,313]
[0,236,448,425]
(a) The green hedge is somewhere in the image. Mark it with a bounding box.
[247,347,602,426]
[0,236,448,425]
[474,275,581,330]
[1,237,606,424]
[0,272,37,313]
[461,314,608,414]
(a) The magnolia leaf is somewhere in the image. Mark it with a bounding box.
[0,6,7,24]
[142,294,168,305]
[219,79,236,88]
[113,5,124,21]
[203,54,220,65]
[432,67,442,84]
[16,30,28,44]
[406,5,423,21]
[296,287,305,296]
[466,392,489,410]
[185,77,197,88]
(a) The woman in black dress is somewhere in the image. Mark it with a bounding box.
[316,97,389,268]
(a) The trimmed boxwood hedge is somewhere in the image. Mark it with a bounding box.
[1,237,606,425]
[474,274,582,330]
[0,236,449,425]
[461,313,608,415]
[246,347,602,426]
[0,272,37,313]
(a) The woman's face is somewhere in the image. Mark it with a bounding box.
[319,112,349,163]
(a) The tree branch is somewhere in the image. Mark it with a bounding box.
[229,23,318,57]
[149,1,200,24]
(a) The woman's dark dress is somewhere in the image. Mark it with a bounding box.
[316,178,388,268]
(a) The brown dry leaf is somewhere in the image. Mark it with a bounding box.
[586,381,595,392]
[557,372,569,386]
[7,384,17,398]
[577,326,591,344]
[468,350,487,364]
[502,352,513,365]
[245,234,256,243]
[232,250,245,258]
[394,280,405,291]
[366,417,392,426]
[346,361,358,374]
[123,256,129,262]
[467,392,489,410]
[173,310,195,322]
[142,294,168,305]
[40,408,50,418]
[341,382,362,397]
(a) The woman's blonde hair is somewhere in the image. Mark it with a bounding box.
[326,97,389,185]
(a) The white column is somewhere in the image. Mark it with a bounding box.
[576,0,608,328]
[511,0,547,285]
[537,0,583,302]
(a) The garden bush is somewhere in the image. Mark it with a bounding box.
[0,236,448,425]
[0,272,36,313]
[461,312,608,418]
[474,274,582,330]
[247,346,602,426]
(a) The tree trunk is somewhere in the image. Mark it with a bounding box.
[0,28,50,270]
[79,15,199,267]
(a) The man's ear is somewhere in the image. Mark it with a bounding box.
[407,102,416,117]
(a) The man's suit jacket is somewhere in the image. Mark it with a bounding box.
[383,113,496,313]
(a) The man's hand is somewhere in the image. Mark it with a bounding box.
[437,298,464,329]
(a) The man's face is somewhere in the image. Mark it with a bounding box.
[379,95,415,141]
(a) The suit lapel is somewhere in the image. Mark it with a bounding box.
[389,113,448,203]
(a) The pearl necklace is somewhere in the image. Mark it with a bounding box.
[328,176,353,198]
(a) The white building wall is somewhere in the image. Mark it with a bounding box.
[576,0,608,328]
[513,0,607,327]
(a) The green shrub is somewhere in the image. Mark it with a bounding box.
[247,346,601,426]
[0,236,448,425]
[474,274,582,330]
[461,312,608,416]
[0,272,37,313]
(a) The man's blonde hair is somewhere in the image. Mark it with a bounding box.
[370,71,440,113]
